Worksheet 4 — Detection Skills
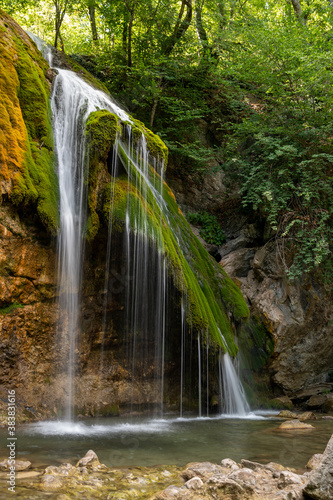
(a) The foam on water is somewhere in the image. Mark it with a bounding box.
[26,419,172,437]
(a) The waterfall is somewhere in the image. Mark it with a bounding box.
[197,335,202,417]
[219,352,250,416]
[28,33,251,420]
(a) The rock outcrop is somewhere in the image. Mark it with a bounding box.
[304,434,333,500]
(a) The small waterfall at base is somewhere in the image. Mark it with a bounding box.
[29,32,251,420]
[219,352,250,416]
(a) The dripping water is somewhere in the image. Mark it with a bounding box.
[28,32,251,420]
[197,335,202,417]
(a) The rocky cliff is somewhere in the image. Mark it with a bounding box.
[166,116,333,410]
[0,12,255,421]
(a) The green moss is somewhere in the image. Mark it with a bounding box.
[0,301,24,315]
[237,316,274,372]
[131,118,168,167]
[102,143,250,355]
[85,110,120,241]
[65,54,110,94]
[0,19,59,233]
[85,110,119,162]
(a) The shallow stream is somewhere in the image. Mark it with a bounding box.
[2,412,332,470]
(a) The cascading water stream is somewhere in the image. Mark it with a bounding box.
[29,32,251,420]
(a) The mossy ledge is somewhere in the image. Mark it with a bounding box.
[0,10,58,233]
[84,108,250,353]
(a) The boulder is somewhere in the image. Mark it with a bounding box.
[306,454,323,470]
[298,412,317,421]
[307,395,327,409]
[76,449,100,468]
[207,474,245,499]
[184,477,203,490]
[181,462,223,481]
[322,394,333,413]
[0,459,31,471]
[278,419,315,430]
[278,410,298,419]
[221,458,239,470]
[277,471,305,488]
[228,468,256,489]
[303,434,333,500]
[271,396,294,410]
[41,474,63,490]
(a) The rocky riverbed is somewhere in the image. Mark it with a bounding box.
[1,433,332,500]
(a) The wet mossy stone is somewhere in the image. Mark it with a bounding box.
[0,10,58,233]
[85,110,120,241]
[85,110,119,163]
[100,145,250,354]
[126,118,168,168]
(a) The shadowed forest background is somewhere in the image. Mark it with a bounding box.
[1,0,333,286]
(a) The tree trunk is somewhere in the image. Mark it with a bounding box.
[150,98,159,129]
[88,0,98,43]
[290,0,306,24]
[128,4,135,68]
[53,0,69,49]
[163,0,193,57]
[123,0,136,68]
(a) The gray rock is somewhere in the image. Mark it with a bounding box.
[229,467,256,488]
[322,394,333,413]
[184,477,203,489]
[307,395,327,409]
[306,454,323,470]
[220,247,255,278]
[278,410,298,419]
[76,449,100,467]
[181,461,223,480]
[277,471,304,488]
[0,459,31,471]
[221,458,239,470]
[240,458,265,470]
[208,474,245,498]
[304,433,333,499]
[41,474,63,490]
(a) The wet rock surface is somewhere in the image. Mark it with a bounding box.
[304,434,333,500]
[2,444,332,500]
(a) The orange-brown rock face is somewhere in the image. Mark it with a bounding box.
[0,203,58,421]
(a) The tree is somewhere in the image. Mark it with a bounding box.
[53,0,70,49]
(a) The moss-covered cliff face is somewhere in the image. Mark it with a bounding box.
[0,9,58,233]
[0,13,255,420]
[84,109,250,357]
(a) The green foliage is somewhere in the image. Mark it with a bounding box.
[187,211,226,246]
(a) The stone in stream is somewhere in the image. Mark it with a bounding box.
[278,419,315,430]
[0,459,31,471]
[303,434,333,500]
[76,449,100,468]
[277,410,298,419]
[298,411,317,421]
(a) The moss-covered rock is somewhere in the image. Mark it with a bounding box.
[126,118,168,168]
[85,110,120,241]
[0,10,58,233]
[97,138,249,354]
